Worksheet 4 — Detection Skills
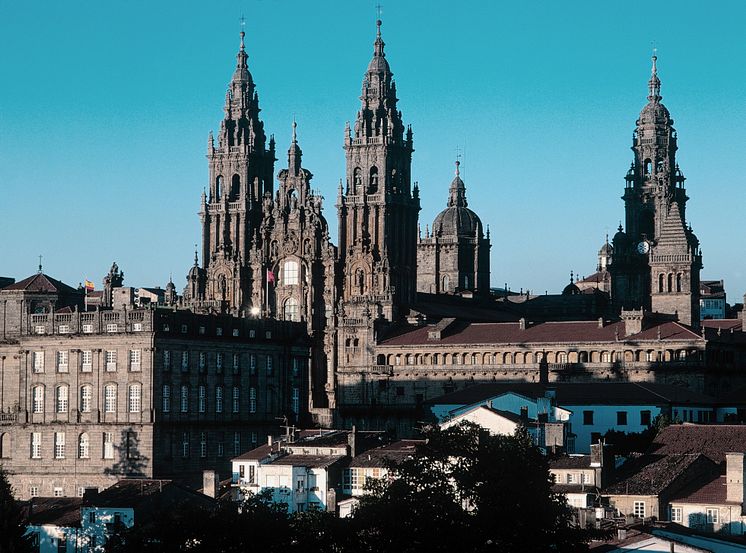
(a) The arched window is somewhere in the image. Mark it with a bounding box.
[129,384,142,413]
[658,273,664,293]
[464,275,470,289]
[32,385,44,413]
[104,384,117,413]
[232,386,240,413]
[56,385,69,413]
[80,385,92,413]
[442,275,450,292]
[215,175,223,199]
[231,174,241,199]
[353,167,362,190]
[283,260,299,286]
[644,159,652,175]
[78,433,90,459]
[557,352,567,363]
[284,297,300,322]
[356,269,365,295]
[0,433,10,458]
[377,354,386,365]
[369,166,379,191]
[667,273,673,293]
[676,274,682,293]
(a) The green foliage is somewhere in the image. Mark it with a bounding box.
[0,467,34,553]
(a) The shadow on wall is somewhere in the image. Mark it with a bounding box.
[104,429,149,478]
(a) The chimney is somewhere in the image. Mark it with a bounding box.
[726,452,746,507]
[519,406,529,422]
[268,435,273,447]
[348,425,357,458]
[621,309,643,336]
[202,470,218,499]
[598,317,604,328]
[519,318,526,330]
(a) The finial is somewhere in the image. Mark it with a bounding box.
[455,160,460,177]
[647,47,661,101]
[240,15,246,51]
[194,244,199,266]
[38,254,43,274]
[376,3,383,37]
[570,270,574,284]
[292,117,297,144]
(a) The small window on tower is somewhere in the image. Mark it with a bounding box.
[215,176,223,199]
[231,174,241,199]
[369,166,379,192]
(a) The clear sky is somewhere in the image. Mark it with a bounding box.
[1,1,745,300]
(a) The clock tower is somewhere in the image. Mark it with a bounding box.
[609,54,702,325]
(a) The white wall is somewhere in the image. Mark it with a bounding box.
[564,404,662,453]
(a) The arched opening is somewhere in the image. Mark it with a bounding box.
[377,354,386,365]
[644,159,652,176]
[676,274,682,293]
[215,175,223,199]
[667,273,673,293]
[78,432,90,459]
[284,298,300,322]
[442,275,450,292]
[0,432,10,458]
[356,269,365,295]
[231,174,241,199]
[658,274,664,293]
[369,166,379,192]
[353,167,362,191]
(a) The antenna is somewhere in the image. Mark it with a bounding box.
[38,255,43,274]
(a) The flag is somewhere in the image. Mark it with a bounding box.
[267,269,275,284]
[84,280,94,291]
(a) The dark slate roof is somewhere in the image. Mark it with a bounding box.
[23,498,82,527]
[410,293,519,323]
[267,454,346,469]
[550,455,592,470]
[426,382,718,408]
[605,454,710,496]
[88,479,215,512]
[348,440,424,468]
[2,273,79,294]
[669,475,736,506]
[701,319,742,331]
[232,443,275,461]
[649,424,746,464]
[380,319,701,347]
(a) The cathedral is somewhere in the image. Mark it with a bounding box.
[179,21,722,431]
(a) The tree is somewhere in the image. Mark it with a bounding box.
[349,422,598,553]
[0,467,33,553]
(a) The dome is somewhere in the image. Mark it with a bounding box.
[598,241,614,256]
[367,55,390,74]
[612,226,628,247]
[562,282,581,296]
[432,206,482,237]
[638,101,671,126]
[187,264,202,280]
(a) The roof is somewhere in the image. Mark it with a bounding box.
[233,443,275,461]
[550,455,592,470]
[669,474,737,506]
[380,319,702,347]
[349,440,424,468]
[649,424,746,464]
[701,319,742,331]
[266,454,346,469]
[605,454,710,496]
[23,498,82,528]
[552,484,598,495]
[426,382,718,408]
[88,479,215,512]
[2,272,79,295]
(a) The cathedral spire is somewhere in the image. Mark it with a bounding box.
[447,160,468,208]
[648,50,661,102]
[288,119,302,175]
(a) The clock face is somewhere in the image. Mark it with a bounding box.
[637,241,650,255]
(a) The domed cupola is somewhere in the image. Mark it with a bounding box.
[431,161,484,238]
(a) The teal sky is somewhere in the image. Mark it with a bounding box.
[2,1,745,300]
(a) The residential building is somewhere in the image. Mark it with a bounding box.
[700,280,727,320]
[0,271,310,499]
[23,497,82,553]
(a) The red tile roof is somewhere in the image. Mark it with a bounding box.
[348,440,424,468]
[2,273,78,294]
[649,424,746,464]
[605,454,712,496]
[701,319,742,331]
[669,474,737,506]
[380,319,702,347]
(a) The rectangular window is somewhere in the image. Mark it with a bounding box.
[58,324,70,334]
[249,354,256,375]
[182,432,189,458]
[232,329,239,337]
[181,385,189,413]
[33,351,44,373]
[129,349,141,371]
[31,432,42,459]
[32,386,44,413]
[292,358,300,377]
[249,329,256,338]
[580,472,591,484]
[54,487,63,498]
[617,411,627,425]
[200,432,207,458]
[80,386,92,413]
[29,486,39,497]
[133,322,143,332]
[706,508,719,524]
[82,324,93,334]
[215,386,223,413]
[56,386,69,413]
[291,387,300,415]
[56,351,69,372]
[129,384,141,413]
[163,350,171,370]
[250,432,257,449]
[233,432,241,455]
[199,352,206,371]
[79,434,90,459]
[640,410,652,426]
[199,326,205,335]
[54,432,65,459]
[162,385,171,413]
[81,350,93,372]
[670,506,682,523]
[566,473,576,484]
[198,385,206,413]
[103,432,114,459]
[105,350,117,372]
[249,388,256,414]
[104,385,116,413]
[216,327,223,336]
[35,325,45,335]
[181,351,189,371]
[266,356,273,375]
[583,410,594,425]
[217,432,225,458]
[232,353,240,373]
[216,352,224,372]
[181,324,188,334]
[233,387,240,413]
[106,323,118,333]
[633,501,645,518]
